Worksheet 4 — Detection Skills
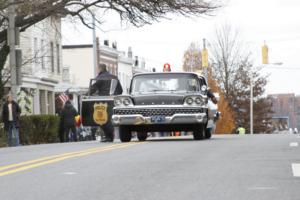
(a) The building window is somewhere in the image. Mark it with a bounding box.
[56,44,60,74]
[50,42,54,73]
[41,39,45,69]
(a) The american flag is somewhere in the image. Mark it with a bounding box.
[58,91,69,104]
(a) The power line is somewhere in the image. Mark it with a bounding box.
[263,66,300,70]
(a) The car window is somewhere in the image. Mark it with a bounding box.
[131,74,200,94]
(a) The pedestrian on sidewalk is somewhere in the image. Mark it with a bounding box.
[2,94,21,147]
[57,107,65,143]
[237,125,246,135]
[61,100,78,142]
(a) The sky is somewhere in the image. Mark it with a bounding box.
[62,0,300,95]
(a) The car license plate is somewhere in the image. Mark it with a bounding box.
[151,116,166,123]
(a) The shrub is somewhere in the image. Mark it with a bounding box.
[0,115,60,147]
[0,127,7,147]
[19,115,60,145]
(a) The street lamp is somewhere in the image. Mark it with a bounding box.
[250,62,283,134]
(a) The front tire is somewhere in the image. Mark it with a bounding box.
[119,126,132,142]
[137,132,148,141]
[205,128,212,139]
[193,125,205,140]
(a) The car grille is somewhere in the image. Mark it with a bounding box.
[114,108,206,117]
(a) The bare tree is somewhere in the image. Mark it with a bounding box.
[0,0,221,43]
[209,24,249,99]
[209,24,273,133]
[0,0,222,99]
[182,42,202,72]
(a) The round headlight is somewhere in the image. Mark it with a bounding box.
[123,98,131,106]
[114,99,122,106]
[201,85,207,92]
[195,97,202,105]
[186,97,193,105]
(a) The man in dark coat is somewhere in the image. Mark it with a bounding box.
[61,100,78,142]
[207,90,218,104]
[56,107,65,143]
[2,94,21,147]
[91,63,123,96]
[198,76,218,104]
[90,64,123,142]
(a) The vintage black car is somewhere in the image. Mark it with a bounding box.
[112,72,210,142]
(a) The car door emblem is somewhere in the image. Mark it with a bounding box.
[93,103,108,125]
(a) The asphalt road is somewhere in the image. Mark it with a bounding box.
[0,134,300,200]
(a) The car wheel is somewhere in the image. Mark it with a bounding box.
[137,132,148,141]
[205,128,212,139]
[119,126,132,142]
[193,125,205,140]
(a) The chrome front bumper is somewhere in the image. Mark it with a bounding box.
[112,113,207,126]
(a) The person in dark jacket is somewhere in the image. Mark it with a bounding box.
[61,100,78,142]
[198,76,218,104]
[91,63,123,142]
[2,94,21,147]
[56,107,65,143]
[207,90,218,104]
[91,63,123,96]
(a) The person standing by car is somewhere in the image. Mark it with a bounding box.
[2,94,21,147]
[61,100,78,142]
[91,63,123,96]
[92,63,123,142]
[198,76,218,104]
[207,90,218,104]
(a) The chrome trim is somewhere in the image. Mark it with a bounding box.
[113,95,134,107]
[112,113,207,125]
[183,95,207,106]
[114,105,208,109]
[81,96,114,101]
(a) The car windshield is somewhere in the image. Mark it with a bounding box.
[131,73,200,94]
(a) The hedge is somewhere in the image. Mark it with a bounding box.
[0,128,6,147]
[0,115,60,147]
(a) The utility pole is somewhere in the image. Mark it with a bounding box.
[250,41,282,135]
[8,0,18,100]
[250,69,254,135]
[92,13,98,77]
[202,38,208,80]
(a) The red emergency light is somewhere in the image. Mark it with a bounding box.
[163,63,171,72]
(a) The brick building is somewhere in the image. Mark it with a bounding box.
[268,93,300,131]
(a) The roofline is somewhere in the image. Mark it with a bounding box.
[62,44,93,49]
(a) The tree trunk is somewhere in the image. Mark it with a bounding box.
[0,43,10,100]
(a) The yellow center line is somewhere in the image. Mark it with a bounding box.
[0,143,125,172]
[0,143,141,173]
[0,142,143,177]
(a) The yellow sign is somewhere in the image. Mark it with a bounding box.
[262,44,269,64]
[93,103,108,125]
[202,48,208,68]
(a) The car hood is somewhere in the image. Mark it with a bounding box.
[132,94,185,105]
